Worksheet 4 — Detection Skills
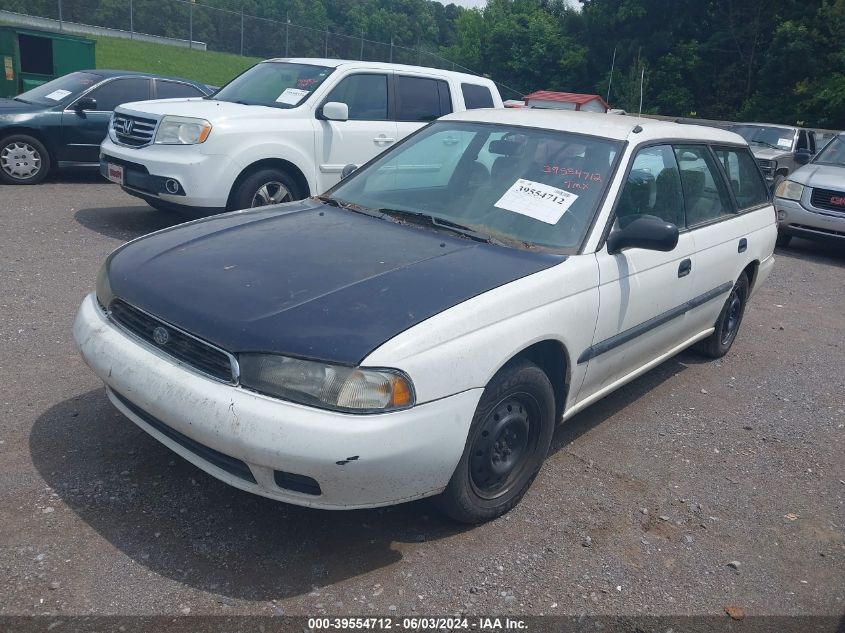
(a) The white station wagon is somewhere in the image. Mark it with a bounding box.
[74,109,776,523]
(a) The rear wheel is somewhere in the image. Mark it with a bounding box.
[695,273,750,359]
[435,359,555,523]
[0,134,50,184]
[229,168,303,211]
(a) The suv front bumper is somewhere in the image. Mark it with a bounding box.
[100,138,237,210]
[774,197,845,242]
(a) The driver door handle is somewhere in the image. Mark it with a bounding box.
[678,258,692,278]
[374,135,395,144]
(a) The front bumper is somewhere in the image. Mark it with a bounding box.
[774,197,845,242]
[73,293,481,509]
[100,138,236,209]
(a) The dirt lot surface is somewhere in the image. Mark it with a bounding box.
[1,174,843,621]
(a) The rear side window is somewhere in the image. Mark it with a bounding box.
[396,76,450,122]
[461,83,495,109]
[324,74,388,121]
[713,146,770,210]
[89,77,151,111]
[674,145,734,227]
[157,80,205,99]
[616,144,685,228]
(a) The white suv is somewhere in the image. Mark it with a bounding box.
[99,58,502,213]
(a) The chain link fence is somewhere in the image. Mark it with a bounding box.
[0,0,523,97]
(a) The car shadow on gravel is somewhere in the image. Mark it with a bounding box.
[74,206,186,242]
[30,388,468,602]
[775,237,845,267]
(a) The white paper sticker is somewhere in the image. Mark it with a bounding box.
[44,89,72,101]
[275,87,309,105]
[494,178,578,224]
[777,137,792,148]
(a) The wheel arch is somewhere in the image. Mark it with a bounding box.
[226,158,310,210]
[506,339,571,423]
[741,259,760,292]
[0,127,56,166]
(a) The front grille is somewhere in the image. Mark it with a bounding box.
[810,187,845,214]
[112,390,256,484]
[109,299,235,383]
[755,159,776,177]
[112,113,158,147]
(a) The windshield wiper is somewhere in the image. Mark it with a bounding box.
[750,139,779,150]
[375,207,502,244]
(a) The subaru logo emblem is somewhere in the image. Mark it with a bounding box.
[152,326,170,346]
[121,119,134,135]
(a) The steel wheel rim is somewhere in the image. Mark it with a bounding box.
[720,289,742,345]
[469,392,540,500]
[250,181,291,207]
[1,141,42,179]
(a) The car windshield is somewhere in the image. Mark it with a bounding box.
[813,135,845,166]
[731,125,794,151]
[213,62,333,109]
[15,71,101,106]
[329,121,622,252]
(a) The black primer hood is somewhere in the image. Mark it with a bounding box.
[107,200,565,365]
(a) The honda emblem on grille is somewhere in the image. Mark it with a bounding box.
[121,119,134,135]
[152,326,170,346]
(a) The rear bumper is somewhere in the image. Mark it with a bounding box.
[73,293,480,509]
[100,138,237,209]
[774,197,845,242]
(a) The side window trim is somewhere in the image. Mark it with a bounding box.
[711,144,771,214]
[704,143,741,215]
[154,78,204,99]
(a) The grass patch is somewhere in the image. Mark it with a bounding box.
[94,35,259,87]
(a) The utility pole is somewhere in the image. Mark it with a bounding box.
[189,1,193,50]
[359,28,364,60]
[606,44,616,104]
[58,0,63,30]
[389,37,393,63]
[240,4,244,56]
[285,13,289,57]
[129,0,134,38]
[638,66,645,117]
[324,26,328,58]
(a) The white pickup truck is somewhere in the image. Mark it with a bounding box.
[99,58,503,213]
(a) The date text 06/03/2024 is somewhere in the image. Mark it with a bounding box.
[306,617,528,630]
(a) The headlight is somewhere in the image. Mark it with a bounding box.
[154,116,212,145]
[775,179,804,201]
[95,260,114,309]
[239,354,415,413]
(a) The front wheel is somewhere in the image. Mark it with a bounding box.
[229,168,303,211]
[435,359,555,523]
[695,273,750,359]
[0,134,51,184]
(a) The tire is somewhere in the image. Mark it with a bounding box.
[229,168,303,211]
[435,359,556,524]
[695,273,750,359]
[771,174,785,195]
[775,232,792,248]
[0,134,51,184]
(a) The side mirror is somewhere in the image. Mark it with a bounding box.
[321,101,349,122]
[340,163,358,179]
[74,96,97,112]
[607,215,679,254]
[794,149,812,165]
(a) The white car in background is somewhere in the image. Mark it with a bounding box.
[76,110,776,523]
[98,58,502,213]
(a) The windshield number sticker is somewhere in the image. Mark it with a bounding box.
[276,87,310,105]
[495,178,578,224]
[777,137,792,148]
[44,89,72,101]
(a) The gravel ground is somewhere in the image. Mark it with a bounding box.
[0,174,843,620]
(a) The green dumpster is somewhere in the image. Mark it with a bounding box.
[0,26,95,98]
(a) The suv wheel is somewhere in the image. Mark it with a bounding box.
[435,359,555,523]
[230,168,303,211]
[0,134,50,184]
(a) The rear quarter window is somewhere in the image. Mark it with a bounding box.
[461,83,495,109]
[713,146,770,210]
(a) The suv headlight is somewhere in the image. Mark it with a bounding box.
[239,354,415,413]
[154,116,212,145]
[775,179,804,201]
